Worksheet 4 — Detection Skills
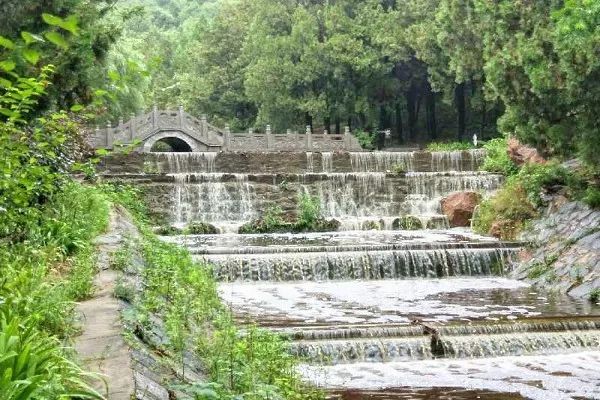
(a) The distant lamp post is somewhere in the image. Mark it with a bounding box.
[472,134,478,147]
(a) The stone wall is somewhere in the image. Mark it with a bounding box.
[98,150,486,174]
[512,200,600,299]
[106,173,410,224]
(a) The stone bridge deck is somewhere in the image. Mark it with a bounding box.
[87,107,362,153]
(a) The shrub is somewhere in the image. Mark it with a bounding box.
[481,137,519,176]
[426,141,474,151]
[582,186,600,209]
[262,206,286,231]
[353,130,375,150]
[154,225,184,236]
[590,288,600,304]
[239,206,291,234]
[391,163,406,175]
[472,179,537,240]
[393,216,423,230]
[517,162,584,208]
[296,193,321,229]
[185,222,219,235]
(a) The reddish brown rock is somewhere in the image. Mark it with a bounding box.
[441,191,482,227]
[507,137,546,166]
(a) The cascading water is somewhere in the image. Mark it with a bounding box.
[322,152,333,172]
[170,173,256,232]
[142,149,600,399]
[150,152,217,173]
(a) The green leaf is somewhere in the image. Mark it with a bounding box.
[93,89,109,97]
[44,32,69,49]
[22,49,40,65]
[61,15,80,35]
[0,61,16,72]
[21,32,44,45]
[42,13,64,27]
[0,78,12,88]
[70,104,84,112]
[108,70,120,82]
[0,36,15,50]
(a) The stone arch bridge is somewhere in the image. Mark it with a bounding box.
[87,107,362,152]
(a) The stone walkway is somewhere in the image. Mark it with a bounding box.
[75,211,135,399]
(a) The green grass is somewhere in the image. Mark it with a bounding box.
[426,141,475,151]
[108,185,324,400]
[0,182,111,399]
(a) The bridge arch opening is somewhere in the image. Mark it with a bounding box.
[150,137,193,153]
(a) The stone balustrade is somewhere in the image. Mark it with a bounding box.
[88,107,363,153]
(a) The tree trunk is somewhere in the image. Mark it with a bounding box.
[394,101,404,144]
[455,83,466,140]
[425,82,437,140]
[406,83,418,143]
[324,117,331,134]
[335,118,341,135]
[480,100,486,138]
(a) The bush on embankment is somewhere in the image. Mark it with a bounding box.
[473,137,600,240]
[111,186,324,400]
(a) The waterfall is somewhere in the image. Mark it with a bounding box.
[322,152,333,172]
[292,330,600,365]
[306,152,314,172]
[350,152,415,172]
[142,148,599,398]
[170,173,256,231]
[150,152,217,173]
[204,248,517,282]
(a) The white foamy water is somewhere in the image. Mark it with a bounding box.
[218,278,534,325]
[299,351,600,400]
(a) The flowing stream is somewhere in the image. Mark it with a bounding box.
[151,150,600,399]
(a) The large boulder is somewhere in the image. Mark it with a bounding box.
[507,137,545,165]
[441,191,482,227]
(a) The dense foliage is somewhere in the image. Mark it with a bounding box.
[0,12,115,399]
[106,0,600,166]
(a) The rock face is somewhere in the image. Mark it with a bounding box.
[512,200,600,299]
[441,191,482,227]
[507,137,545,165]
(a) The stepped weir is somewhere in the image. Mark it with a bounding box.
[101,149,600,399]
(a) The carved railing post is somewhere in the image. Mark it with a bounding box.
[224,125,231,150]
[305,125,313,150]
[152,105,158,129]
[106,121,113,149]
[266,124,272,149]
[130,113,136,141]
[344,126,350,150]
[178,105,185,128]
[201,115,208,138]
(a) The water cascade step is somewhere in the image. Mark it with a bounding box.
[105,148,600,398]
[291,329,600,364]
